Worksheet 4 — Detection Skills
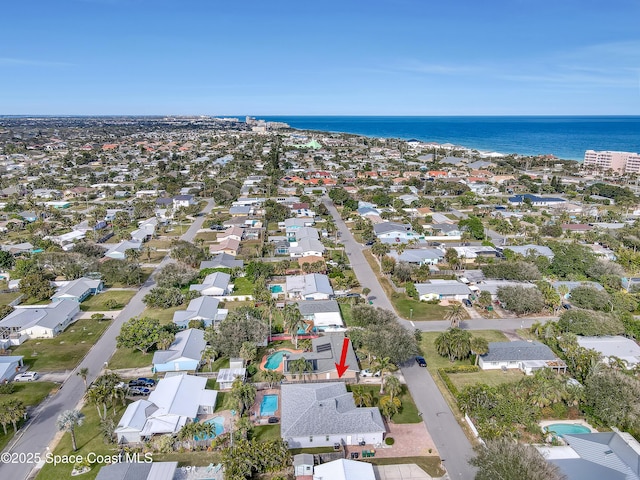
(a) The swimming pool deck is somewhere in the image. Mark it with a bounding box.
[259,348,303,372]
[251,388,281,424]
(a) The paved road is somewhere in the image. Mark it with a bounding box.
[0,199,215,480]
[323,198,477,479]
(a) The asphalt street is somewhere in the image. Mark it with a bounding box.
[323,198,478,479]
[0,199,215,480]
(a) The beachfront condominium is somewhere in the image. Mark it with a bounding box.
[583,150,640,173]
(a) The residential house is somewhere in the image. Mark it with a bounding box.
[200,253,243,270]
[172,194,195,209]
[373,222,419,243]
[114,374,217,444]
[576,336,640,369]
[209,237,240,256]
[0,300,80,344]
[152,329,206,373]
[1,242,34,255]
[452,246,497,262]
[479,341,566,374]
[283,218,315,236]
[289,236,325,258]
[189,272,232,296]
[229,205,251,216]
[431,223,462,237]
[285,274,334,300]
[415,280,472,302]
[51,277,103,303]
[0,356,23,383]
[218,226,243,242]
[283,334,358,381]
[538,431,640,480]
[280,382,386,448]
[508,194,565,207]
[18,211,38,222]
[95,462,178,480]
[390,248,444,266]
[312,459,376,480]
[103,241,141,260]
[296,300,344,330]
[552,281,605,300]
[216,358,246,390]
[172,296,228,329]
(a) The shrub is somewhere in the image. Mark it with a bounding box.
[0,383,15,394]
[385,437,395,445]
[246,364,258,377]
[105,299,122,309]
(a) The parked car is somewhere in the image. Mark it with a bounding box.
[136,377,156,386]
[562,303,572,310]
[268,417,279,424]
[360,369,381,377]
[415,356,427,367]
[129,387,151,396]
[128,379,145,387]
[365,240,375,246]
[14,372,39,382]
[462,299,472,307]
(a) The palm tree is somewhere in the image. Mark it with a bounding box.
[156,330,175,351]
[379,395,402,422]
[288,357,313,382]
[351,386,374,407]
[56,410,85,451]
[384,375,402,402]
[85,383,111,420]
[362,287,371,299]
[374,357,396,395]
[5,399,26,432]
[434,328,472,362]
[76,367,89,390]
[178,422,198,450]
[202,346,218,372]
[470,337,489,366]
[264,369,284,388]
[230,378,257,416]
[283,304,305,349]
[445,303,465,328]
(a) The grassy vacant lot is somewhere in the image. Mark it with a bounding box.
[0,291,21,306]
[232,277,254,295]
[0,382,58,451]
[448,369,524,391]
[419,330,509,372]
[253,424,281,442]
[107,347,153,370]
[80,290,136,311]
[346,384,421,424]
[193,231,218,243]
[36,404,125,480]
[142,306,184,325]
[362,250,455,321]
[12,318,111,371]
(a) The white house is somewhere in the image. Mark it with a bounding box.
[0,300,80,344]
[296,300,344,330]
[415,280,472,302]
[114,374,217,444]
[281,383,386,449]
[285,274,334,300]
[152,329,206,373]
[172,194,195,209]
[103,240,141,260]
[172,296,228,329]
[576,336,640,369]
[313,459,376,480]
[51,277,103,303]
[479,341,566,375]
[189,272,232,296]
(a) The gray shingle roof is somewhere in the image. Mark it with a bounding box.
[281,383,385,438]
[296,300,341,316]
[481,341,556,362]
[152,329,205,365]
[284,333,358,375]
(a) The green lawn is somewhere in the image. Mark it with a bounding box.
[339,302,353,326]
[214,391,239,413]
[11,318,112,371]
[0,382,58,451]
[107,347,153,370]
[194,231,218,242]
[252,424,281,442]
[142,306,184,325]
[79,290,136,312]
[232,277,254,295]
[392,295,453,321]
[448,369,524,391]
[419,330,509,372]
[347,384,422,424]
[36,404,125,480]
[0,291,21,306]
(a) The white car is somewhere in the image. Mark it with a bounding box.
[14,372,39,382]
[360,369,381,377]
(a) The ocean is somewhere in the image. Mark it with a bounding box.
[258,116,640,161]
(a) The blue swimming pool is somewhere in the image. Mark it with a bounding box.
[194,416,225,440]
[544,423,591,437]
[270,285,283,293]
[260,395,278,416]
[265,351,286,370]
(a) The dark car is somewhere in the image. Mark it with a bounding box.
[128,379,145,387]
[415,356,427,367]
[562,303,572,310]
[129,387,151,396]
[137,377,156,386]
[365,240,375,246]
[462,298,472,307]
[268,417,279,424]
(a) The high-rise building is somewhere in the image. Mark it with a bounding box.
[583,150,640,173]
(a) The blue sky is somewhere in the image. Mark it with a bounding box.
[1,0,639,115]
